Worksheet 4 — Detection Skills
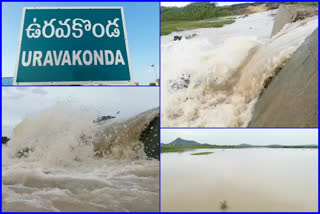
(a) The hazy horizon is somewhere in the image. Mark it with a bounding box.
[161,129,318,146]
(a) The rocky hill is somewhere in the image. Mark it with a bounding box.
[168,137,201,146]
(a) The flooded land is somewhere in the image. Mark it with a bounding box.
[161,148,318,212]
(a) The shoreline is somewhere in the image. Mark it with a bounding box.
[161,145,318,153]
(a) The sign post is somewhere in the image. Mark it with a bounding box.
[14,7,133,85]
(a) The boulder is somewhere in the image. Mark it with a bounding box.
[94,115,116,123]
[2,136,10,145]
[185,33,197,40]
[173,36,183,41]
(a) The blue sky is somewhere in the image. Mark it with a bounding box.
[2,2,160,85]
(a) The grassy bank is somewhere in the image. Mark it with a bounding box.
[161,145,238,153]
[161,145,318,153]
[161,18,235,35]
[191,152,214,155]
[161,2,318,35]
[160,2,262,35]
[285,2,318,6]
[161,2,265,22]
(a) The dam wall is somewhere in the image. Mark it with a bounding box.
[271,4,318,36]
[249,27,318,127]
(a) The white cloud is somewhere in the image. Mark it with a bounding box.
[2,87,159,137]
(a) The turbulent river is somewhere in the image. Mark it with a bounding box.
[161,10,318,127]
[161,148,318,212]
[2,105,159,212]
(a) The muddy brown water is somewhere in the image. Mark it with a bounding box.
[161,148,318,212]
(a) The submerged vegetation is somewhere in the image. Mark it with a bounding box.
[190,152,214,155]
[220,201,228,210]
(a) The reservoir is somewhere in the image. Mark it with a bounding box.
[161,148,318,211]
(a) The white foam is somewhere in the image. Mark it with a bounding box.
[161,12,318,127]
[2,105,159,211]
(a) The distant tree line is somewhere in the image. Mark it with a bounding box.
[161,2,264,22]
[161,2,318,22]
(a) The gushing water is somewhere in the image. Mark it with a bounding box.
[161,11,318,127]
[2,105,159,212]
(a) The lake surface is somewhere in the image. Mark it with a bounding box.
[161,149,318,211]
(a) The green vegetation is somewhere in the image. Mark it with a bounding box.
[161,145,238,153]
[161,2,318,35]
[161,144,318,153]
[162,3,226,22]
[161,18,235,35]
[220,200,228,210]
[190,152,214,155]
[267,145,318,149]
[285,2,318,6]
[161,2,265,22]
[272,147,318,149]
[161,145,188,153]
[161,2,266,35]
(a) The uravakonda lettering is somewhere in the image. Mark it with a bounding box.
[21,50,125,66]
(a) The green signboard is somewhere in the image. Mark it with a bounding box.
[14,7,132,85]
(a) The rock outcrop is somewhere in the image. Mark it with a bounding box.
[94,115,116,123]
[168,137,201,146]
[249,28,318,127]
[271,4,318,36]
[173,36,182,41]
[2,137,10,145]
